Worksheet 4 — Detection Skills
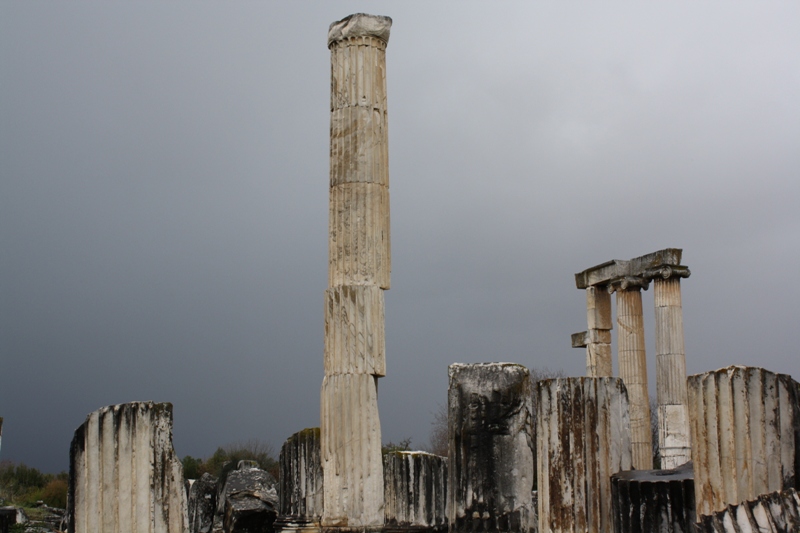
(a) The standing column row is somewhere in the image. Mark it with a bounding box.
[573,249,692,471]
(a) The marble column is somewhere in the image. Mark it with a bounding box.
[652,267,691,469]
[67,402,187,533]
[612,277,653,470]
[275,428,323,533]
[448,363,535,533]
[322,13,392,532]
[537,377,632,533]
[384,451,448,533]
[688,365,800,517]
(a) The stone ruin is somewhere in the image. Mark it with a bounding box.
[61,12,800,533]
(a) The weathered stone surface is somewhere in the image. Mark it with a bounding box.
[328,14,392,48]
[189,473,218,533]
[688,365,800,518]
[275,428,323,533]
[324,286,385,376]
[694,487,800,532]
[322,13,391,533]
[654,276,691,469]
[448,363,534,533]
[615,287,653,470]
[67,401,187,533]
[574,249,683,290]
[217,463,278,533]
[328,183,390,289]
[611,462,695,533]
[320,374,384,528]
[384,451,447,533]
[537,377,632,533]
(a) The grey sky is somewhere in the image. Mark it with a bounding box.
[2,2,799,473]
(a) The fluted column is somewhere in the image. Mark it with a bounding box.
[612,277,653,470]
[537,377,632,533]
[688,366,800,518]
[652,269,691,469]
[322,13,392,532]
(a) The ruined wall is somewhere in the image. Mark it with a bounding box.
[67,401,187,533]
[537,377,631,533]
[688,365,800,517]
[448,363,534,533]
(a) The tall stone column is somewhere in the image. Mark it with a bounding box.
[651,268,691,469]
[612,277,653,470]
[322,13,392,532]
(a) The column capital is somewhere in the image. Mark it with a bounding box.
[643,265,691,281]
[328,13,392,48]
[608,276,649,293]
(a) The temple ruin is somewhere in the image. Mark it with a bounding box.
[57,13,800,533]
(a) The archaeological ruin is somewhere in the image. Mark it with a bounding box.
[55,12,800,533]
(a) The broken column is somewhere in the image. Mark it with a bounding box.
[610,462,695,532]
[688,365,800,517]
[537,377,632,533]
[612,277,653,470]
[448,363,534,533]
[322,13,392,532]
[275,428,323,533]
[649,266,692,469]
[67,401,187,533]
[695,488,800,532]
[383,451,447,533]
[571,286,613,377]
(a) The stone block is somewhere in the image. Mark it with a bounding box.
[67,401,187,533]
[585,287,612,330]
[448,363,534,533]
[275,428,323,533]
[688,365,800,518]
[611,462,695,533]
[383,451,447,533]
[217,463,278,533]
[324,286,385,377]
[537,377,632,533]
[328,183,390,289]
[320,374,384,528]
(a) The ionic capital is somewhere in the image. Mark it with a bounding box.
[608,276,649,293]
[328,13,392,48]
[643,265,691,281]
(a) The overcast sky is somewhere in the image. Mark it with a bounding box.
[2,2,799,474]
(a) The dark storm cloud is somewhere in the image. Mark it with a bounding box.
[1,2,798,472]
